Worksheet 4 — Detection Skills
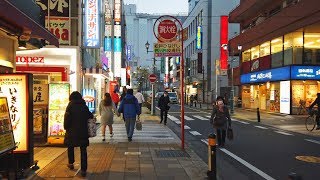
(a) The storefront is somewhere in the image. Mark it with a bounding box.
[241,65,320,114]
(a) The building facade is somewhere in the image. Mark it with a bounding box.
[229,0,320,114]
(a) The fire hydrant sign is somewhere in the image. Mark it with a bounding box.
[154,42,182,57]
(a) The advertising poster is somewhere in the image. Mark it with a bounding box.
[48,83,70,143]
[33,108,43,135]
[33,84,49,106]
[0,75,28,152]
[82,89,96,113]
[45,17,70,45]
[0,97,15,155]
[280,81,291,114]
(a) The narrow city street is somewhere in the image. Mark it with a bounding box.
[159,104,320,180]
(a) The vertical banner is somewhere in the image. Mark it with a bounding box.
[120,68,127,86]
[220,16,229,70]
[161,57,165,73]
[280,81,290,114]
[114,0,121,23]
[83,0,100,48]
[196,26,202,50]
[197,52,203,73]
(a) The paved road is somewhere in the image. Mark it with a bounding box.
[157,104,320,180]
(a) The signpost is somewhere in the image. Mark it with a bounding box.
[149,74,157,115]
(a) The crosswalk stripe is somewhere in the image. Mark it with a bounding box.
[232,119,250,124]
[190,131,202,136]
[184,125,191,129]
[254,126,268,129]
[274,131,294,136]
[201,139,208,145]
[175,121,181,124]
[305,139,320,145]
[193,115,209,120]
[206,116,212,118]
[168,114,179,121]
[180,115,195,121]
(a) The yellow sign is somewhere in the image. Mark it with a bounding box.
[0,97,15,155]
[33,84,49,105]
[0,75,28,152]
[154,42,182,57]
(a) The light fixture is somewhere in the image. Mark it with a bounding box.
[145,41,150,53]
[238,45,242,51]
[18,40,27,50]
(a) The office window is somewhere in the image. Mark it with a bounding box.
[284,31,303,65]
[271,37,283,67]
[242,49,251,62]
[251,46,259,60]
[260,41,270,57]
[304,32,320,64]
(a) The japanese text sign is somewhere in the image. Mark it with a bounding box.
[45,17,70,45]
[33,84,49,106]
[158,20,178,41]
[36,0,70,17]
[0,97,15,155]
[154,42,182,57]
[114,0,121,23]
[84,0,100,48]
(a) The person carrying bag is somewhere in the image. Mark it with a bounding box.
[209,96,232,147]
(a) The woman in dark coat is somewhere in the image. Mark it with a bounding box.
[64,91,93,177]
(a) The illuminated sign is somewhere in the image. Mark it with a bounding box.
[33,84,49,105]
[105,25,112,37]
[0,97,15,155]
[114,52,122,77]
[220,16,228,70]
[154,42,182,57]
[46,17,70,45]
[104,37,112,51]
[114,37,122,52]
[36,0,70,17]
[114,0,121,22]
[240,66,290,84]
[196,26,202,50]
[82,89,96,113]
[114,25,121,37]
[280,81,290,114]
[16,56,45,64]
[83,0,100,48]
[121,68,126,86]
[126,45,132,61]
[291,66,320,79]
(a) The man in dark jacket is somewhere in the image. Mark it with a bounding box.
[64,91,93,177]
[118,89,141,141]
[158,91,170,125]
[309,93,320,130]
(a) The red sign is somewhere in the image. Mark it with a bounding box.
[158,20,177,41]
[220,16,229,70]
[16,56,45,64]
[149,74,157,83]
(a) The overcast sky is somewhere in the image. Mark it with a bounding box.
[123,0,188,14]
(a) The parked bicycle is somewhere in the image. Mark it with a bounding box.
[305,109,318,131]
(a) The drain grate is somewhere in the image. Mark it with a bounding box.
[156,150,190,158]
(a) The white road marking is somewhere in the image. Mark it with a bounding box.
[181,115,195,121]
[305,139,320,145]
[232,119,250,124]
[168,114,179,121]
[184,125,191,129]
[190,131,202,136]
[175,121,181,124]
[274,131,294,136]
[206,115,212,118]
[254,126,268,129]
[201,139,208,145]
[156,107,160,110]
[220,148,276,180]
[193,115,209,121]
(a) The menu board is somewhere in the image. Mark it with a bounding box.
[33,84,49,105]
[0,97,15,155]
[48,84,70,143]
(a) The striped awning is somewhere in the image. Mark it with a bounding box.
[84,68,109,79]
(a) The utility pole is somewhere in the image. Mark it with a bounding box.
[202,66,205,103]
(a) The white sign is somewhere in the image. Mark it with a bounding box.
[114,0,121,22]
[105,25,112,37]
[121,68,126,86]
[280,81,290,114]
[114,52,121,77]
[114,25,121,37]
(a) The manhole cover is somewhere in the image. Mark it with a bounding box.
[296,156,320,163]
[156,150,190,158]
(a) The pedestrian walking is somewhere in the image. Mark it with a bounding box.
[194,94,198,107]
[99,93,120,142]
[190,95,194,107]
[135,89,145,116]
[64,91,93,177]
[158,91,170,125]
[111,90,120,108]
[209,97,232,147]
[120,86,127,102]
[118,89,141,142]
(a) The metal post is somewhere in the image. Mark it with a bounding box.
[202,66,205,103]
[207,133,217,180]
[257,108,261,122]
[151,83,154,115]
[230,58,234,114]
[180,24,185,150]
[152,58,156,115]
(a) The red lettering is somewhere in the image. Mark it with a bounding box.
[16,56,45,64]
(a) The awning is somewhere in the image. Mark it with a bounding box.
[0,0,59,47]
[84,68,109,79]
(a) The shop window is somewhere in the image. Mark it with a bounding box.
[271,37,283,68]
[259,41,270,57]
[251,46,259,60]
[303,33,320,64]
[242,49,251,62]
[284,31,303,65]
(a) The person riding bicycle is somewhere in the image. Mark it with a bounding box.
[308,93,320,130]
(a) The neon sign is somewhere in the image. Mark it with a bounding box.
[83,0,100,48]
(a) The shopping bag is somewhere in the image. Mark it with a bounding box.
[136,118,142,131]
[88,118,97,137]
[227,128,233,141]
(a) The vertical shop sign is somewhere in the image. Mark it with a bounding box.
[114,0,121,23]
[161,57,165,73]
[126,45,132,61]
[45,17,70,45]
[36,0,69,16]
[220,16,228,70]
[196,26,202,50]
[83,0,100,48]
[121,68,127,86]
[33,84,49,106]
[280,81,290,114]
[197,53,202,73]
[0,97,15,155]
[82,89,96,113]
[114,25,121,37]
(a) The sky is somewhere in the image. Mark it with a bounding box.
[123,0,188,14]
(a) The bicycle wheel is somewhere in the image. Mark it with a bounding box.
[305,116,316,132]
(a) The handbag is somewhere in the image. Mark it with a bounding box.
[166,105,170,111]
[136,117,142,131]
[88,117,97,137]
[227,128,233,140]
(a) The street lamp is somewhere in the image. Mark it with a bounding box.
[145,41,156,115]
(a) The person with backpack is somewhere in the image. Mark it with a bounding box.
[209,96,232,147]
[118,89,141,142]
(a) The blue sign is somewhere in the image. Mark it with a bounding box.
[114,37,121,52]
[196,26,202,50]
[126,45,132,61]
[82,89,96,113]
[241,66,290,84]
[83,0,100,48]
[291,66,320,80]
[104,37,111,51]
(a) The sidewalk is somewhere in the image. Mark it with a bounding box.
[27,107,208,180]
[187,103,320,137]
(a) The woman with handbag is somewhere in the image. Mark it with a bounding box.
[210,96,232,147]
[99,93,120,141]
[64,91,93,177]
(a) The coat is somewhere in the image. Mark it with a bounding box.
[210,105,231,130]
[158,95,170,111]
[64,99,93,147]
[111,93,120,104]
[99,101,119,126]
[118,94,141,119]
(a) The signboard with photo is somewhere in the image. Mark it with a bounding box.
[0,97,15,155]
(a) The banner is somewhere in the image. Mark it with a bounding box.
[83,0,100,48]
[36,0,70,17]
[45,17,70,45]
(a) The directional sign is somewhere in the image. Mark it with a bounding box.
[154,42,182,57]
[149,74,157,83]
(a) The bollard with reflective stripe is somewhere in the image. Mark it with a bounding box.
[207,133,217,180]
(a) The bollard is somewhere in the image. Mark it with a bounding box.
[207,133,217,180]
[200,102,202,108]
[288,172,303,180]
[257,108,260,123]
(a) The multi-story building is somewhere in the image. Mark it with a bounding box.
[229,0,320,114]
[183,0,239,103]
